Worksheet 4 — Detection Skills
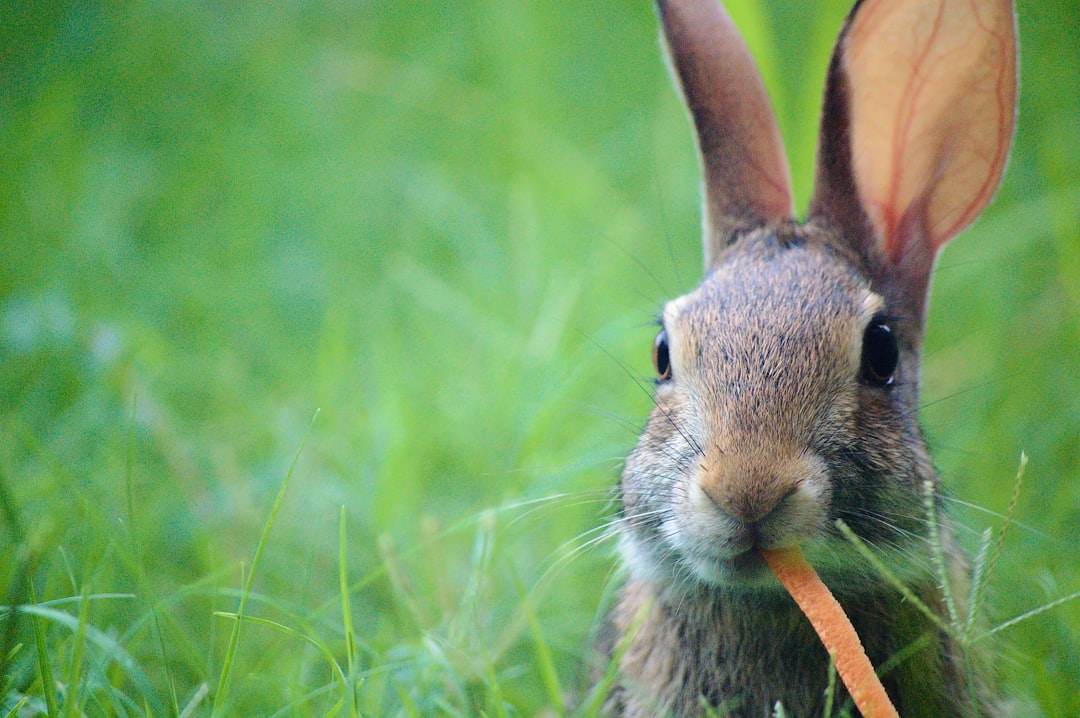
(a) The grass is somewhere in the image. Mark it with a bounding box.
[1,0,1079,715]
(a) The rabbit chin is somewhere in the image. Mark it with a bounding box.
[618,528,785,592]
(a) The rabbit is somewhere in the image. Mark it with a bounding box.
[594,0,1018,716]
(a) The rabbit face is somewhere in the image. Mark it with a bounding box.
[619,227,929,592]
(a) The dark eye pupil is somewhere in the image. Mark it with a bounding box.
[861,321,899,386]
[653,330,671,381]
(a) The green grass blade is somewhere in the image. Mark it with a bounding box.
[210,409,319,717]
[482,649,508,718]
[965,527,993,635]
[872,632,933,679]
[152,608,181,718]
[338,506,359,718]
[393,681,421,718]
[2,696,29,718]
[0,463,32,692]
[0,593,136,619]
[973,454,1027,620]
[60,585,92,718]
[178,683,209,718]
[574,597,650,718]
[923,481,960,630]
[518,579,565,718]
[214,611,349,703]
[27,580,60,718]
[20,602,157,707]
[463,510,497,621]
[125,391,139,556]
[123,390,178,715]
[698,697,725,718]
[835,519,954,637]
[822,654,837,718]
[377,534,427,632]
[976,588,1080,642]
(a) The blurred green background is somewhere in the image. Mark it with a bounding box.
[1,0,1077,715]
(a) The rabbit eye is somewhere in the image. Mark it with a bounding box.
[861,319,899,386]
[652,329,672,381]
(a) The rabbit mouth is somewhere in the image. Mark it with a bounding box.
[626,515,803,590]
[682,547,777,588]
[658,477,830,587]
[620,512,835,592]
[618,527,773,590]
[673,521,819,589]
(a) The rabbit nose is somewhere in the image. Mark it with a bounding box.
[699,474,798,525]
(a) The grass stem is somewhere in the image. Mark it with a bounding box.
[210,410,319,717]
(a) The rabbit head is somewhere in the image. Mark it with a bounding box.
[618,0,1017,593]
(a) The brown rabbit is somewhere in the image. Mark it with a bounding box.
[595,0,1017,716]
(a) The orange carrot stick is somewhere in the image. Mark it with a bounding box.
[761,547,900,718]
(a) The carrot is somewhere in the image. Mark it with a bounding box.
[761,547,900,718]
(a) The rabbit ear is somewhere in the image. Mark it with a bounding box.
[658,0,794,269]
[811,0,1017,306]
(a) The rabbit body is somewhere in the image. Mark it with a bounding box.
[596,0,1018,715]
[600,576,973,717]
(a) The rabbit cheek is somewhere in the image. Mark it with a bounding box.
[615,403,705,585]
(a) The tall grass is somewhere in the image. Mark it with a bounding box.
[1,0,1078,715]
